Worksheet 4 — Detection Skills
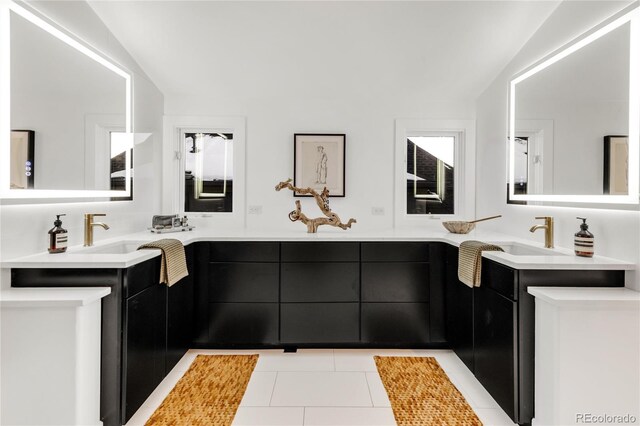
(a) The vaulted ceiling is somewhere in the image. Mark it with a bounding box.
[89,1,561,101]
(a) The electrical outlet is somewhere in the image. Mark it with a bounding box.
[248,205,263,215]
[371,207,385,216]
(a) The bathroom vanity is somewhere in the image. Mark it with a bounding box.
[4,231,632,426]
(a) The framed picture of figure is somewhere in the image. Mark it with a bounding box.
[294,133,346,197]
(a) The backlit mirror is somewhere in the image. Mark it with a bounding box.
[508,5,639,205]
[1,2,132,200]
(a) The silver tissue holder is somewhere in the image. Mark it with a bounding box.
[149,214,195,233]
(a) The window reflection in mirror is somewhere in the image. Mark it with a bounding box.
[183,132,233,212]
[109,132,133,200]
[406,135,455,214]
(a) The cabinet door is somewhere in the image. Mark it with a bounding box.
[166,244,195,373]
[473,285,517,421]
[444,245,474,372]
[281,303,359,344]
[208,303,279,346]
[361,303,430,345]
[122,284,167,423]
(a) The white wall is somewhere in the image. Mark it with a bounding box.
[0,1,164,265]
[476,0,640,289]
[162,2,479,232]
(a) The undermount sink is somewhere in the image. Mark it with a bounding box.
[80,241,151,254]
[498,242,567,256]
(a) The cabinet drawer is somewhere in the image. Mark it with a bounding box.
[362,262,429,302]
[481,259,517,300]
[281,303,359,344]
[209,263,279,302]
[124,256,161,298]
[361,303,430,345]
[361,242,430,262]
[208,242,279,262]
[281,263,359,302]
[208,303,279,345]
[281,242,359,262]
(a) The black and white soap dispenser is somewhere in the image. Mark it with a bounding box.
[48,214,68,254]
[574,217,594,258]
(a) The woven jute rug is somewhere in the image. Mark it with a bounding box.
[145,354,259,426]
[374,356,482,426]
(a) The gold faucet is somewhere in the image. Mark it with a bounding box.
[529,216,554,248]
[84,214,110,246]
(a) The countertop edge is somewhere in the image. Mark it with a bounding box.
[528,286,640,307]
[0,287,112,307]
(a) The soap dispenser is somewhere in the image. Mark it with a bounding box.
[48,214,68,254]
[574,217,594,258]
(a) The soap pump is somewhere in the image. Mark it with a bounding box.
[574,217,594,258]
[48,214,68,254]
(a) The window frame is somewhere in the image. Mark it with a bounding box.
[163,116,246,227]
[394,119,475,227]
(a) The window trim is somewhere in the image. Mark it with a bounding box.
[163,116,246,226]
[394,119,475,227]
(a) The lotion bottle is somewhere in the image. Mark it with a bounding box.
[574,217,594,258]
[48,214,68,253]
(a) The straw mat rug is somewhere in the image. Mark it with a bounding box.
[374,356,482,426]
[145,354,258,426]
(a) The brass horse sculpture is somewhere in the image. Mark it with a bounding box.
[275,179,357,233]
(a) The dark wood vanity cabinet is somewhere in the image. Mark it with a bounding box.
[11,244,196,426]
[444,244,474,371]
[195,242,280,347]
[195,241,444,348]
[444,246,625,426]
[361,242,445,346]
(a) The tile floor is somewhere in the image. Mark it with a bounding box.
[125,349,516,426]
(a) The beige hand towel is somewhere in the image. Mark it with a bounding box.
[138,239,188,286]
[458,240,504,288]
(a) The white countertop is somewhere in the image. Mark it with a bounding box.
[0,287,111,308]
[0,228,634,270]
[528,287,640,308]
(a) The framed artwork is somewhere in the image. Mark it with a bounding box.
[10,130,35,189]
[603,135,628,195]
[294,133,345,197]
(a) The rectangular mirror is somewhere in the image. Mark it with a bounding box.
[508,5,639,205]
[1,2,133,200]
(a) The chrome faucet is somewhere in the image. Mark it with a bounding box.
[529,216,554,248]
[84,214,110,246]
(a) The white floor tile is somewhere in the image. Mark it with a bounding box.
[334,350,378,371]
[365,372,391,407]
[232,407,304,425]
[240,372,277,407]
[304,407,396,425]
[255,349,335,372]
[270,372,372,407]
[474,408,517,426]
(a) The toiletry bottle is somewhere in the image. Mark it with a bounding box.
[574,217,594,258]
[48,214,68,254]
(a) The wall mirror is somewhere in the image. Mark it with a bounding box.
[508,5,639,205]
[0,2,133,200]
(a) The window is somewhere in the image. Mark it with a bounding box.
[394,119,475,226]
[406,135,455,214]
[183,132,233,212]
[163,116,245,226]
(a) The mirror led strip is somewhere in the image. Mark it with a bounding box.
[0,1,133,199]
[509,5,640,204]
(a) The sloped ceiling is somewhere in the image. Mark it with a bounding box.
[89,1,560,101]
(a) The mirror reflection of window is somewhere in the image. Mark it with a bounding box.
[183,132,234,212]
[513,137,529,195]
[109,132,133,200]
[406,136,455,215]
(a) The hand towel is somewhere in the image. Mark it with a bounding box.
[458,240,504,288]
[138,238,188,286]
